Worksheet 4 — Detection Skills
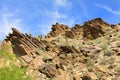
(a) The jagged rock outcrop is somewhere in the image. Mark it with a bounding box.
[5,28,57,57]
[46,18,110,40]
[45,23,70,38]
[65,24,83,39]
[82,18,110,39]
[6,28,39,56]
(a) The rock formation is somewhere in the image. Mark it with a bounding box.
[46,18,110,40]
[45,23,70,38]
[1,18,120,80]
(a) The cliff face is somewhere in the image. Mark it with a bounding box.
[1,18,120,80]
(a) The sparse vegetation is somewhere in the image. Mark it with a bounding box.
[87,59,94,72]
[101,43,108,50]
[0,64,33,80]
[116,41,120,47]
[115,66,120,75]
[87,40,94,45]
[96,72,102,79]
[43,55,49,61]
[55,35,66,46]
[0,48,34,80]
[104,49,115,56]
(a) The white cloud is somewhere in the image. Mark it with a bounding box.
[95,3,120,15]
[54,0,72,8]
[0,6,24,40]
[43,10,67,19]
[34,1,75,35]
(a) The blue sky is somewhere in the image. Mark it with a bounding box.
[0,0,120,40]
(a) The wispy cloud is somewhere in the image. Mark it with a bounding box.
[0,6,24,40]
[42,10,67,19]
[95,3,120,15]
[53,0,72,8]
[37,18,75,36]
[35,8,75,35]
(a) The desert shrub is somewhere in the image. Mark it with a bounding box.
[101,43,108,50]
[96,72,102,79]
[43,55,49,61]
[0,50,18,61]
[36,48,46,54]
[0,64,33,80]
[87,59,94,72]
[115,67,120,75]
[87,36,109,46]
[87,37,101,45]
[116,41,120,47]
[87,66,93,72]
[100,57,115,65]
[104,35,111,40]
[107,57,115,64]
[87,40,94,45]
[72,41,83,49]
[87,59,94,66]
[104,49,115,56]
[55,35,66,46]
[0,48,34,80]
[99,57,108,65]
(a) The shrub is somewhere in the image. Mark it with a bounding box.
[96,72,102,79]
[87,40,94,45]
[72,41,83,49]
[0,48,34,80]
[101,43,108,50]
[115,67,120,75]
[0,64,33,80]
[116,41,120,47]
[87,59,94,72]
[104,49,115,56]
[55,35,66,46]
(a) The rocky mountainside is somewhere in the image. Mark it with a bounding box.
[1,18,120,80]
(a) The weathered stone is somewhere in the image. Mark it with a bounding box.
[39,63,61,78]
[5,28,48,57]
[21,55,33,63]
[45,23,70,38]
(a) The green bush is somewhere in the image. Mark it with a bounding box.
[0,50,18,60]
[0,65,32,80]
[0,49,34,80]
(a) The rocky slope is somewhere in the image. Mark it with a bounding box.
[1,18,120,80]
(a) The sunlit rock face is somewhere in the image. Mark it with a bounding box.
[1,18,120,80]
